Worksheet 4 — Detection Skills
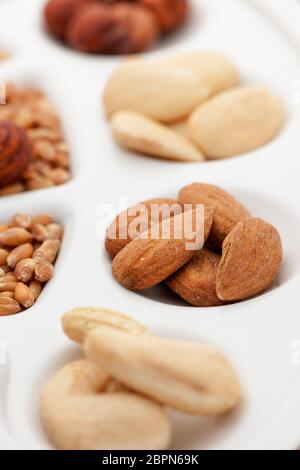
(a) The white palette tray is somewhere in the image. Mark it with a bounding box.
[1,0,300,451]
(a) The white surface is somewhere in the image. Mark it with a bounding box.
[0,0,300,451]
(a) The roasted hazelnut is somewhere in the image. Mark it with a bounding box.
[44,0,94,40]
[0,121,31,188]
[66,2,159,54]
[141,0,189,33]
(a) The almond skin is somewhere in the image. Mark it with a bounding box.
[216,217,283,301]
[105,198,182,258]
[165,248,224,307]
[112,206,213,291]
[178,183,250,251]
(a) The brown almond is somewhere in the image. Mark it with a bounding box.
[0,227,32,246]
[216,217,283,301]
[166,248,224,307]
[112,207,213,291]
[14,282,35,308]
[7,243,34,269]
[178,183,250,251]
[105,198,182,258]
[0,297,21,316]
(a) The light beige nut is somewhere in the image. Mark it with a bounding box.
[33,240,60,263]
[189,86,285,159]
[0,227,32,246]
[168,119,191,140]
[7,243,34,269]
[14,282,35,308]
[162,52,240,96]
[35,261,54,282]
[29,280,43,300]
[62,307,148,345]
[0,248,9,265]
[216,217,283,301]
[0,297,21,316]
[165,248,224,307]
[103,60,208,123]
[85,326,241,416]
[14,258,36,283]
[105,198,182,258]
[40,359,171,450]
[112,207,213,291]
[178,183,250,251]
[12,213,32,229]
[111,111,204,162]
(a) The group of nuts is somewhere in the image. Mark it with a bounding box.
[44,0,189,54]
[105,182,283,306]
[41,307,241,449]
[0,213,63,315]
[104,52,285,162]
[0,83,71,196]
[0,50,8,61]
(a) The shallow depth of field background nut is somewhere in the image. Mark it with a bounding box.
[0,83,71,196]
[41,359,172,450]
[0,213,63,315]
[84,325,241,415]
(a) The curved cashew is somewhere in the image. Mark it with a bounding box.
[61,307,148,344]
[41,359,171,450]
[84,326,241,416]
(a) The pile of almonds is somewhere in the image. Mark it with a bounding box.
[0,83,71,196]
[0,213,63,315]
[105,183,283,306]
[44,0,189,55]
[41,307,241,449]
[104,52,285,162]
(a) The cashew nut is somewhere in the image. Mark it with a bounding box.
[61,307,148,344]
[40,359,171,450]
[84,326,241,416]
